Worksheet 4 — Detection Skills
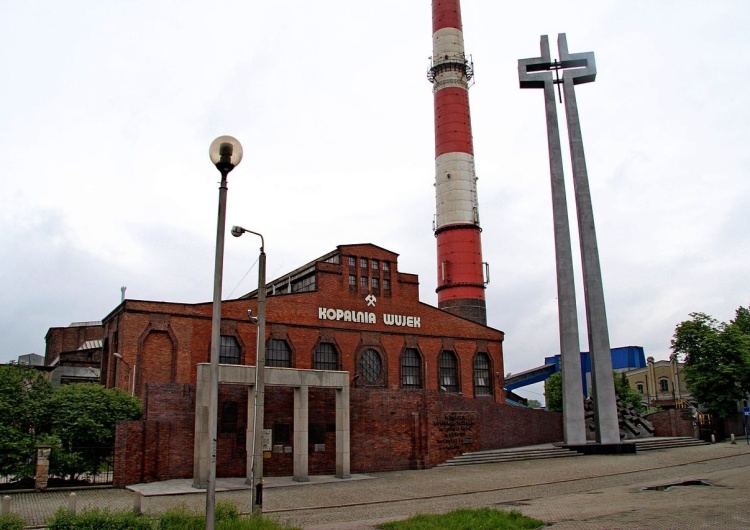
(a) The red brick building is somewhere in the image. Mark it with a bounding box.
[102,244,562,486]
[44,321,103,386]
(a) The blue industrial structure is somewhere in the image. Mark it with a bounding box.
[505,346,647,397]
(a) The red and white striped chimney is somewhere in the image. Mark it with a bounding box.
[429,0,487,325]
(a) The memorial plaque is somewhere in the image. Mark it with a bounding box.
[433,412,477,452]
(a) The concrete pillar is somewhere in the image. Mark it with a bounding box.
[559,33,619,444]
[34,445,52,491]
[245,386,256,485]
[519,35,585,445]
[192,364,210,488]
[293,386,309,482]
[670,354,681,402]
[335,386,351,479]
[646,357,657,405]
[68,492,77,514]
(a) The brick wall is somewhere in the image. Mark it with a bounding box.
[646,409,696,438]
[45,324,103,365]
[115,383,562,486]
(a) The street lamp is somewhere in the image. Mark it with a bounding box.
[112,352,134,396]
[206,135,243,530]
[231,225,266,515]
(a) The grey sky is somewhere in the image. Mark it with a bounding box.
[1,1,748,403]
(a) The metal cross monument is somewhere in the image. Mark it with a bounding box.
[518,34,620,446]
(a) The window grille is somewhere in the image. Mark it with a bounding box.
[314,342,339,371]
[438,350,459,393]
[360,349,382,384]
[267,339,291,368]
[219,335,241,364]
[473,352,492,396]
[401,348,422,388]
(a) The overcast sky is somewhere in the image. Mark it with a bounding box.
[1,1,748,404]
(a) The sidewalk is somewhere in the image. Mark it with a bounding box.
[4,442,750,529]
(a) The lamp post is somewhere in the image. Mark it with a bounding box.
[206,135,243,530]
[231,225,266,515]
[112,352,133,396]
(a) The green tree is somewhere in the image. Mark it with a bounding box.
[48,383,141,477]
[545,369,645,414]
[0,365,53,477]
[544,372,563,412]
[614,371,645,413]
[671,307,750,418]
[527,399,542,409]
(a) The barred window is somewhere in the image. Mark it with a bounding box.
[438,350,459,393]
[314,342,339,371]
[360,348,382,385]
[267,339,291,368]
[473,353,492,396]
[401,348,422,388]
[219,335,241,364]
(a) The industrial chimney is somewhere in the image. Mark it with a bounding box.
[428,0,487,325]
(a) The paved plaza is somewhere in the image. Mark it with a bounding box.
[4,441,750,529]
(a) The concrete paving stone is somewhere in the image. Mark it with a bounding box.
[2,442,750,529]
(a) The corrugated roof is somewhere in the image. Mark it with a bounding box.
[78,339,103,350]
[69,321,102,327]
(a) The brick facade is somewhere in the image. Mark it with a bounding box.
[115,382,563,487]
[107,244,564,487]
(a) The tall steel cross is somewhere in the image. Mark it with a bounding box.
[518,34,620,446]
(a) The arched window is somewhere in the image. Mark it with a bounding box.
[359,348,382,385]
[313,342,339,371]
[473,352,492,396]
[636,382,644,394]
[659,378,669,392]
[438,351,459,393]
[219,335,241,364]
[401,348,422,388]
[267,339,292,368]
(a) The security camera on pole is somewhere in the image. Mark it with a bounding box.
[232,225,266,515]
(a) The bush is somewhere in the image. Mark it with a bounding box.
[0,513,24,530]
[45,502,297,530]
[158,502,297,530]
[378,508,544,529]
[47,507,152,530]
